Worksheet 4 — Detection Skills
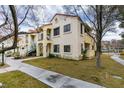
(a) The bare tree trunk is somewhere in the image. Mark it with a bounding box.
[96,40,102,68]
[1,43,5,66]
[0,5,18,53]
[1,52,4,66]
[95,5,103,68]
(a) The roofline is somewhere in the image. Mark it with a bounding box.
[50,13,79,22]
[40,23,52,28]
[27,32,39,34]
[50,13,92,30]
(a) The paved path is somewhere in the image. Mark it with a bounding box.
[0,67,16,73]
[111,54,124,66]
[3,57,103,88]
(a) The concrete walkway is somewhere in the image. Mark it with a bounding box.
[111,54,124,66]
[0,67,17,73]
[3,57,103,88]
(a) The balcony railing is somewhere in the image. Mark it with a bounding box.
[38,35,51,41]
[38,33,43,41]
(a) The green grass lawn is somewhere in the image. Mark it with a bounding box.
[24,55,124,88]
[0,71,49,88]
[120,55,124,59]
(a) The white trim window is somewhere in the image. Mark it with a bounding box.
[53,44,60,53]
[53,27,60,36]
[64,45,71,52]
[64,24,71,32]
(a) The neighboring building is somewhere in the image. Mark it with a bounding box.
[101,39,124,53]
[101,41,111,53]
[0,33,28,57]
[17,34,28,57]
[35,13,95,60]
[15,30,38,57]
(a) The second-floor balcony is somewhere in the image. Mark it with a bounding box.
[38,33,43,41]
[38,33,51,41]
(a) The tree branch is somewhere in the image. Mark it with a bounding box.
[0,5,18,53]
[0,32,27,43]
[18,7,30,26]
[79,5,97,30]
[0,12,8,28]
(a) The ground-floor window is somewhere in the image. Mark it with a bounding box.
[53,44,60,53]
[64,45,71,52]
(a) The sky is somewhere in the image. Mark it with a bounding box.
[20,5,123,41]
[0,5,123,41]
[20,5,65,30]
[102,22,123,41]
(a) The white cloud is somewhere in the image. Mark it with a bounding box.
[102,32,122,41]
[102,22,124,41]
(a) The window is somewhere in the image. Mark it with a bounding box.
[54,44,60,53]
[64,45,71,52]
[53,27,60,36]
[80,23,83,34]
[55,18,58,23]
[64,24,71,32]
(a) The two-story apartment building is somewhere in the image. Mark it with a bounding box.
[0,13,95,60]
[35,13,95,60]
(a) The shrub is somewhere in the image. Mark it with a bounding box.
[40,53,43,56]
[48,54,55,58]
[81,49,87,59]
[13,52,21,59]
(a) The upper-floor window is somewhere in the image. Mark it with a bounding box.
[64,45,71,52]
[53,27,60,36]
[80,23,83,34]
[55,18,58,23]
[64,24,71,32]
[54,44,60,53]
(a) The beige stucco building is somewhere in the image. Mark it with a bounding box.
[33,13,95,60]
[5,13,95,60]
